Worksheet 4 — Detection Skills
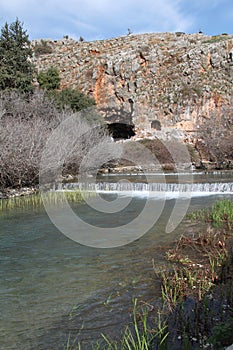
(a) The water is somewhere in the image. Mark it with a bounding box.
[0,171,233,349]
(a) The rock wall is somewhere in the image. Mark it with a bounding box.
[32,32,233,139]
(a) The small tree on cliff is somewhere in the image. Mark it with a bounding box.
[37,66,61,90]
[0,18,34,93]
[47,88,96,112]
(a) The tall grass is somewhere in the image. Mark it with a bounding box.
[187,199,233,229]
[210,199,233,228]
[0,190,93,212]
[65,198,233,349]
[66,299,168,350]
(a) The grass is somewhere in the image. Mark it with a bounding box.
[66,198,233,349]
[0,189,93,212]
[203,34,230,44]
[156,199,233,348]
[187,199,233,229]
[66,299,168,350]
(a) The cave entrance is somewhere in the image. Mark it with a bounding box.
[107,123,135,140]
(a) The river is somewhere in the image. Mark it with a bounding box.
[0,171,233,349]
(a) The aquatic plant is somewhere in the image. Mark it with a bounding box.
[210,199,233,229]
[66,198,233,350]
[66,299,168,350]
[99,299,158,350]
[187,199,233,229]
[0,190,94,212]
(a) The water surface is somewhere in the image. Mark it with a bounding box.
[0,171,233,349]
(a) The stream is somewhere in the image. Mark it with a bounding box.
[0,171,233,349]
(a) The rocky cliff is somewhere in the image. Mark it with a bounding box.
[32,32,233,166]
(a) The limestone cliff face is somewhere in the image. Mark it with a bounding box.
[32,32,233,138]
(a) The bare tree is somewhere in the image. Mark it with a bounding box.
[0,92,114,190]
[195,99,233,167]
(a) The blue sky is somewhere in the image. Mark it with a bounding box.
[0,0,232,41]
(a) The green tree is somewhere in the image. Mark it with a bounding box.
[47,88,105,124]
[0,18,34,93]
[48,88,96,112]
[37,66,61,90]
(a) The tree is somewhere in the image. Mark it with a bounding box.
[195,100,233,168]
[0,91,112,189]
[47,88,105,124]
[0,18,34,93]
[37,66,61,90]
[48,88,96,112]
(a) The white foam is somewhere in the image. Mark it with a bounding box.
[96,189,233,199]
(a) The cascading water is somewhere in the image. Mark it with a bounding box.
[1,171,233,349]
[60,181,233,195]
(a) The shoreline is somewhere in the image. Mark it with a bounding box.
[154,200,233,349]
[0,186,39,200]
[1,168,233,200]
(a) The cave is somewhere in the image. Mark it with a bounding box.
[151,119,161,130]
[107,123,135,140]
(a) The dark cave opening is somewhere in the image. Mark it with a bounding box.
[107,123,135,140]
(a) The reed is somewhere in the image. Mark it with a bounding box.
[100,299,156,350]
[66,198,233,350]
[66,299,168,350]
[0,189,94,212]
[210,199,233,229]
[187,199,233,229]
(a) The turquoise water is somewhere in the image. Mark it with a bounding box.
[0,172,233,349]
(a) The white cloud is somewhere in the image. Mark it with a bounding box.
[0,0,202,40]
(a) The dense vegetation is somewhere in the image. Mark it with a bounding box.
[37,66,61,90]
[0,90,110,190]
[0,19,107,191]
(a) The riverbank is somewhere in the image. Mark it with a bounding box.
[1,166,233,200]
[156,199,233,349]
[71,198,233,350]
[0,173,233,349]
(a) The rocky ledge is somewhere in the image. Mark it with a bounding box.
[32,32,233,133]
[32,32,233,167]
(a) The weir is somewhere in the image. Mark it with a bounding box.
[60,182,233,193]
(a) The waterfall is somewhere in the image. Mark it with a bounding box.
[61,182,233,194]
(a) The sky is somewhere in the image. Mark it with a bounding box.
[0,0,232,42]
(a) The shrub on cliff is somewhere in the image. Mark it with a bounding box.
[0,18,34,93]
[37,67,101,123]
[37,66,61,90]
[46,88,103,124]
[47,88,96,112]
[33,39,53,57]
[37,67,99,122]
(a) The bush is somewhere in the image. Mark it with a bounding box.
[37,66,61,90]
[37,69,99,122]
[46,88,103,124]
[0,90,60,121]
[196,100,233,166]
[0,91,111,189]
[209,318,233,349]
[48,88,96,112]
[33,39,53,57]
